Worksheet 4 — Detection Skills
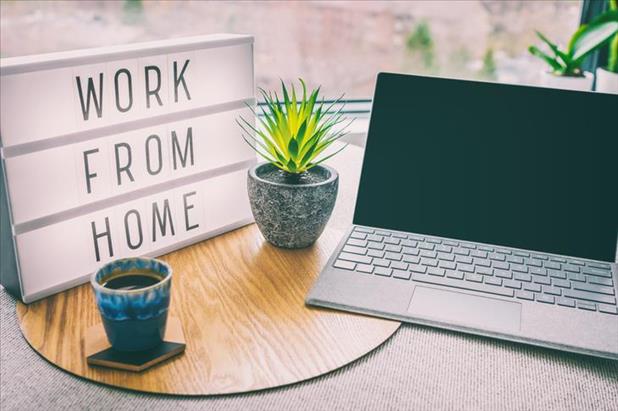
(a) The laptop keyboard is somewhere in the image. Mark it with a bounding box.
[333,226,618,315]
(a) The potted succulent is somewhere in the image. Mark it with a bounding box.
[237,79,350,248]
[529,9,618,91]
[596,0,618,93]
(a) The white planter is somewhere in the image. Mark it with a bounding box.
[595,67,618,94]
[540,71,593,91]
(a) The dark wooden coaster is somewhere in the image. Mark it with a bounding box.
[85,317,186,372]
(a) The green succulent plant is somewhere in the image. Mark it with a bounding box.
[529,9,618,76]
[237,79,350,174]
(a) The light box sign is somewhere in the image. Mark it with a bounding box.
[0,34,256,303]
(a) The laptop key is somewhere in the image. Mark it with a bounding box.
[542,286,562,296]
[339,252,372,264]
[384,238,400,246]
[446,270,464,280]
[572,282,615,295]
[577,301,596,311]
[403,255,421,264]
[374,267,392,277]
[493,261,509,270]
[545,261,562,270]
[478,246,494,252]
[436,244,452,253]
[489,252,506,261]
[552,278,571,288]
[494,269,512,279]
[550,257,566,263]
[410,273,514,297]
[393,269,411,280]
[496,248,512,255]
[476,267,493,276]
[582,268,612,278]
[485,277,502,286]
[588,262,611,270]
[503,280,522,289]
[437,252,456,261]
[458,263,475,273]
[401,240,418,248]
[374,230,391,237]
[514,273,532,282]
[367,234,384,242]
[456,255,473,264]
[428,267,446,277]
[409,264,427,274]
[354,227,374,234]
[568,272,586,282]
[563,264,580,273]
[391,261,408,271]
[347,238,368,247]
[465,273,483,283]
[356,264,374,274]
[529,267,547,276]
[367,241,385,250]
[532,254,549,261]
[334,260,356,270]
[511,264,528,273]
[392,232,408,239]
[516,290,535,301]
[556,297,576,308]
[507,256,525,264]
[588,277,614,287]
[439,260,457,270]
[523,257,542,267]
[443,240,459,246]
[368,249,385,258]
[537,294,555,304]
[420,250,437,258]
[402,247,419,256]
[460,243,477,249]
[598,305,618,315]
[523,283,542,293]
[471,250,488,259]
[385,245,402,253]
[548,269,566,279]
[342,245,367,255]
[514,251,530,257]
[373,259,391,267]
[421,258,439,267]
[532,275,551,285]
[474,258,491,267]
[419,243,435,251]
[349,232,367,240]
[385,252,402,261]
[453,247,470,256]
[563,289,616,305]
[426,238,442,244]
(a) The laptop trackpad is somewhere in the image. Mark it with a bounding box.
[408,286,522,333]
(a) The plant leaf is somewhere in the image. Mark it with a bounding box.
[568,11,618,61]
[528,46,563,72]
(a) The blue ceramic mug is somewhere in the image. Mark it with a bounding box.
[91,257,172,351]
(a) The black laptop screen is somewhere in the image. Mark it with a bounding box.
[353,73,618,262]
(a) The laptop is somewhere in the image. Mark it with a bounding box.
[306,73,618,360]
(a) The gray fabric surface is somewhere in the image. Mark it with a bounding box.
[1,289,617,411]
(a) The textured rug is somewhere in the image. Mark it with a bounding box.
[1,289,617,411]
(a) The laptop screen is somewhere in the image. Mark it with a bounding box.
[354,73,618,262]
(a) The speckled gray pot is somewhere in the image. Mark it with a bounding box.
[247,163,339,249]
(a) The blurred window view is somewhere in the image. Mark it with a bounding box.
[1,0,583,99]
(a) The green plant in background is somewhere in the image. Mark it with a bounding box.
[529,9,618,76]
[480,48,497,80]
[123,0,143,24]
[237,79,350,174]
[608,0,618,72]
[406,21,436,70]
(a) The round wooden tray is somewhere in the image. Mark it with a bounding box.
[16,146,401,395]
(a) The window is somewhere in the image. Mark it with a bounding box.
[1,1,584,143]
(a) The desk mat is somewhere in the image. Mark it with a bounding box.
[16,225,400,395]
